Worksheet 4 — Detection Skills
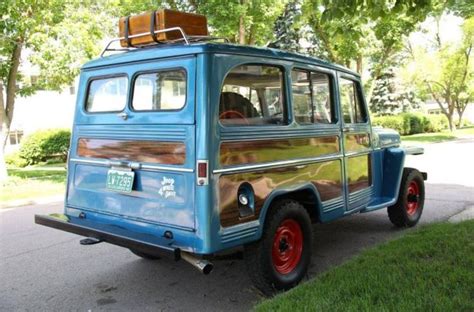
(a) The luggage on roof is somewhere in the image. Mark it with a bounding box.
[118,9,208,47]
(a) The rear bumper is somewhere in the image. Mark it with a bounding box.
[35,214,180,259]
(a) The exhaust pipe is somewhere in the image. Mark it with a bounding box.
[180,251,214,275]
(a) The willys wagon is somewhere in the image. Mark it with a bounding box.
[35,9,427,295]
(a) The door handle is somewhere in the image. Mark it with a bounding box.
[117,112,128,120]
[342,128,351,133]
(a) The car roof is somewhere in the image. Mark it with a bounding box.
[82,42,359,77]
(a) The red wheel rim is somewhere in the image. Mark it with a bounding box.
[272,219,303,274]
[406,181,420,215]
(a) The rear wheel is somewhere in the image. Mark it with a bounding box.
[388,168,425,227]
[244,199,312,296]
[129,249,161,260]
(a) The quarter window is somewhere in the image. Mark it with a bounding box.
[86,76,128,112]
[219,65,287,126]
[291,70,333,124]
[339,78,367,124]
[132,70,186,111]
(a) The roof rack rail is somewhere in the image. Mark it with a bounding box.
[100,27,228,57]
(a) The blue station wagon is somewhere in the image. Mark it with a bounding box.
[36,11,427,295]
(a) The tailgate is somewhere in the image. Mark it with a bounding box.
[67,57,196,230]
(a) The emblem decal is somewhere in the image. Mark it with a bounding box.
[158,176,176,199]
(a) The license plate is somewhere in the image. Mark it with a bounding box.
[106,169,135,193]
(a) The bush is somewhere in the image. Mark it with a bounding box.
[18,129,71,165]
[5,152,28,168]
[372,115,409,135]
[372,113,449,135]
[425,115,449,132]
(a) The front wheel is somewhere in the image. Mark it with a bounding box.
[244,199,312,296]
[388,168,425,227]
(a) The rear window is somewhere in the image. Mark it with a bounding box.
[219,64,287,126]
[132,70,186,111]
[86,76,128,112]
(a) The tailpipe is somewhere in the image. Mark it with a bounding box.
[180,251,214,275]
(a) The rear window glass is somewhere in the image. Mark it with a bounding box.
[86,76,128,112]
[219,65,287,126]
[132,70,186,111]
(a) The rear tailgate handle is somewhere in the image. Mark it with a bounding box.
[108,160,128,167]
[107,160,141,170]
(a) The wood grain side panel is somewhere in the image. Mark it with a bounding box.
[344,133,371,152]
[220,136,340,167]
[219,160,343,227]
[347,154,372,193]
[77,138,185,165]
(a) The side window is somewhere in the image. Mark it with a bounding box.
[86,76,128,113]
[291,70,312,124]
[291,69,334,124]
[339,78,367,124]
[132,70,186,111]
[219,65,287,126]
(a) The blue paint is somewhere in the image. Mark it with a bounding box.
[49,43,423,255]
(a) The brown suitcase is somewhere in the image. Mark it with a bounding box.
[119,9,208,47]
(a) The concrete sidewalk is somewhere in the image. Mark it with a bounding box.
[0,194,64,209]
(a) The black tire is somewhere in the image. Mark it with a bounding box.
[244,199,312,296]
[388,168,425,227]
[129,249,161,260]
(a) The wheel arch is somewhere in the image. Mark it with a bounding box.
[256,183,323,239]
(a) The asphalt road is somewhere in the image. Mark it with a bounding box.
[1,138,473,312]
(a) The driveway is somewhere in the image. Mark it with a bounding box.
[1,139,473,311]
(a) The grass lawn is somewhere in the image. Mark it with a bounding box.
[255,220,474,312]
[1,164,67,204]
[402,127,474,144]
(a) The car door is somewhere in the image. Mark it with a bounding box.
[338,73,373,211]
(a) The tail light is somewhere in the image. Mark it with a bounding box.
[197,160,209,186]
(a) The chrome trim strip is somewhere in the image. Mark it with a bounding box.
[213,154,343,174]
[344,150,372,157]
[70,158,194,173]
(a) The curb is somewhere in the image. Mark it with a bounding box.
[0,195,64,209]
[448,206,474,223]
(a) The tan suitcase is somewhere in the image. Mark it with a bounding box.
[118,9,208,47]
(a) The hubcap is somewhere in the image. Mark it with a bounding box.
[406,181,420,215]
[272,219,303,274]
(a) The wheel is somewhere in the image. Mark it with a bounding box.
[388,168,425,227]
[244,199,312,296]
[129,249,161,260]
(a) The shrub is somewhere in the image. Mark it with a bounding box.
[5,152,28,168]
[372,113,449,135]
[372,115,404,134]
[18,129,71,165]
[425,115,449,132]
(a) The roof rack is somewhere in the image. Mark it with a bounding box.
[100,27,228,57]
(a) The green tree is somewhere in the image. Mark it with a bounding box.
[268,0,302,52]
[0,0,113,181]
[403,17,474,131]
[301,0,436,74]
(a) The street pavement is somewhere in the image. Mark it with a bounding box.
[1,138,473,312]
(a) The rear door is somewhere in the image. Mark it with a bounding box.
[338,74,373,211]
[67,56,196,230]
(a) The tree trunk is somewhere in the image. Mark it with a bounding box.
[0,40,23,182]
[356,55,363,74]
[239,0,246,44]
[0,84,9,182]
[457,110,464,129]
[446,113,456,132]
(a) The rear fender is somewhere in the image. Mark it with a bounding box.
[256,183,322,239]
